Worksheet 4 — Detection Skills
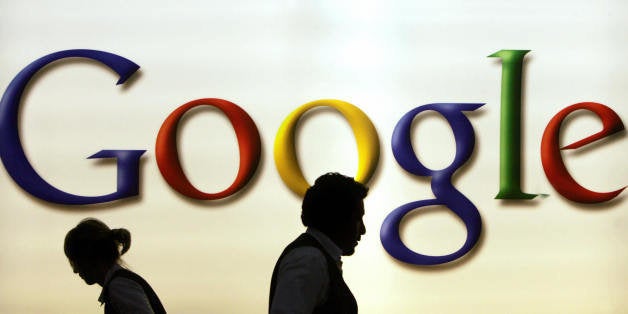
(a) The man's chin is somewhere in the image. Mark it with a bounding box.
[342,246,357,256]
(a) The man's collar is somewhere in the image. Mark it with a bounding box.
[306,227,343,266]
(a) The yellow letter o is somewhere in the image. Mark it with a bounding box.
[274,99,380,196]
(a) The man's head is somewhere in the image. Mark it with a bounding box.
[301,173,368,256]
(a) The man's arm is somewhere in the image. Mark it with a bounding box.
[270,247,329,314]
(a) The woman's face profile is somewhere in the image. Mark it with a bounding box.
[69,258,100,285]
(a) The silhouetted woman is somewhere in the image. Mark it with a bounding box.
[64,218,166,314]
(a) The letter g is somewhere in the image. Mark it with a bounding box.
[381,103,483,265]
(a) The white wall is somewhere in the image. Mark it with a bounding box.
[1,1,626,313]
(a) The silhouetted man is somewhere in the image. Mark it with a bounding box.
[269,172,368,314]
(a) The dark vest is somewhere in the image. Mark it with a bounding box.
[102,268,166,314]
[269,233,358,314]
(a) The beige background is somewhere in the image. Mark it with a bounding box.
[1,0,627,313]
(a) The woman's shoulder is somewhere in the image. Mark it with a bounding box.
[109,272,146,292]
[102,267,149,303]
[106,272,156,314]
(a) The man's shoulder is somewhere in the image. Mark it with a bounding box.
[279,234,327,267]
[281,245,326,264]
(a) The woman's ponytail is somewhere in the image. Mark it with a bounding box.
[111,228,132,255]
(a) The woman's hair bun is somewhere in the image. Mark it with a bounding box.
[111,228,132,255]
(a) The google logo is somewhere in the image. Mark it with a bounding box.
[0,49,624,266]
